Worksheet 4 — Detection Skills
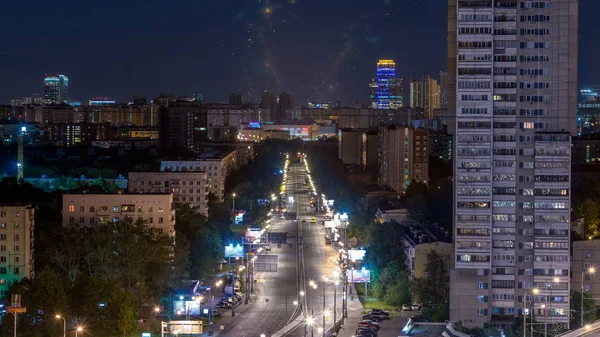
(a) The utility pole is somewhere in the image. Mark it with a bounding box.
[8,294,26,337]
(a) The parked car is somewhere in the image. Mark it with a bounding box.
[200,310,221,318]
[358,322,380,331]
[408,315,429,324]
[265,245,272,251]
[361,314,383,322]
[411,303,421,311]
[369,309,389,317]
[356,327,377,337]
[360,320,380,329]
[402,304,411,311]
[217,301,231,308]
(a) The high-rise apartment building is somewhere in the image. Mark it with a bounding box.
[44,74,69,104]
[449,0,578,329]
[159,102,208,151]
[410,77,441,118]
[378,125,429,194]
[439,71,449,109]
[0,204,35,298]
[229,93,243,105]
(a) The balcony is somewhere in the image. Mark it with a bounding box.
[458,0,492,7]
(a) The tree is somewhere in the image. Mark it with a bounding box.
[371,260,411,306]
[411,252,448,306]
[571,290,597,327]
[576,199,600,238]
[367,222,408,273]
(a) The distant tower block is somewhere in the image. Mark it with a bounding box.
[17,126,24,181]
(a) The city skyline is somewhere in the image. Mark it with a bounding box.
[2,0,598,106]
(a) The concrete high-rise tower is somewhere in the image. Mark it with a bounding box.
[449,0,579,329]
[410,77,441,118]
[44,74,69,104]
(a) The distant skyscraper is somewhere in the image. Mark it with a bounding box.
[230,93,243,105]
[44,74,69,104]
[375,60,396,109]
[439,71,448,109]
[261,92,277,122]
[194,91,205,103]
[278,92,294,123]
[369,79,378,108]
[409,77,440,118]
[390,78,404,109]
[449,0,578,329]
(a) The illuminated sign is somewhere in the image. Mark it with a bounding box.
[224,244,245,258]
[248,122,261,129]
[348,249,366,261]
[346,269,371,283]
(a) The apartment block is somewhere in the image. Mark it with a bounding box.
[449,0,578,328]
[62,193,175,237]
[0,204,35,298]
[572,240,600,306]
[378,125,429,194]
[160,149,237,201]
[128,172,208,216]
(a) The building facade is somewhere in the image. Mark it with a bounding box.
[572,240,600,306]
[375,60,403,109]
[128,172,208,216]
[0,204,35,298]
[44,74,69,104]
[449,0,578,328]
[410,77,441,119]
[378,125,429,194]
[160,149,236,201]
[62,193,175,237]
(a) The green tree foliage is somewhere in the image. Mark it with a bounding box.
[571,290,597,327]
[370,260,411,306]
[575,199,600,238]
[411,252,448,306]
[45,218,173,302]
[174,204,224,281]
[367,222,409,272]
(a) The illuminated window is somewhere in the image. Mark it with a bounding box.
[69,205,75,212]
[523,122,535,129]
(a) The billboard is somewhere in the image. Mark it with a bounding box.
[346,269,371,283]
[224,244,245,258]
[348,249,366,261]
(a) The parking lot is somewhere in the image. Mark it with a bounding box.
[337,309,417,337]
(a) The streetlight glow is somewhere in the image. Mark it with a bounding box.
[306,317,314,325]
[532,288,540,295]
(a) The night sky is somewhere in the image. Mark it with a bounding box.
[2,0,598,105]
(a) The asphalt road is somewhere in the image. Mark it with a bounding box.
[216,160,346,337]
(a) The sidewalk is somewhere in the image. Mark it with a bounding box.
[208,295,256,336]
[334,285,365,337]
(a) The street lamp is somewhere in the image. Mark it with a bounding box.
[531,288,539,337]
[582,266,596,327]
[75,326,83,337]
[55,315,66,337]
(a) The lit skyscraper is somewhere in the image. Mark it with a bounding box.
[375,60,396,109]
[449,0,578,329]
[44,74,69,104]
[410,76,440,118]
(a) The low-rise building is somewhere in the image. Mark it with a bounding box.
[375,199,408,223]
[160,149,236,201]
[0,204,35,298]
[62,193,175,237]
[572,240,600,305]
[414,242,453,279]
[128,171,208,216]
[91,138,159,150]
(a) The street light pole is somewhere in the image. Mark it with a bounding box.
[322,286,326,335]
[531,288,539,337]
[55,315,66,337]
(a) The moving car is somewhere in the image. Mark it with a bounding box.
[301,219,306,223]
[402,304,411,311]
[310,218,316,223]
[265,245,272,251]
